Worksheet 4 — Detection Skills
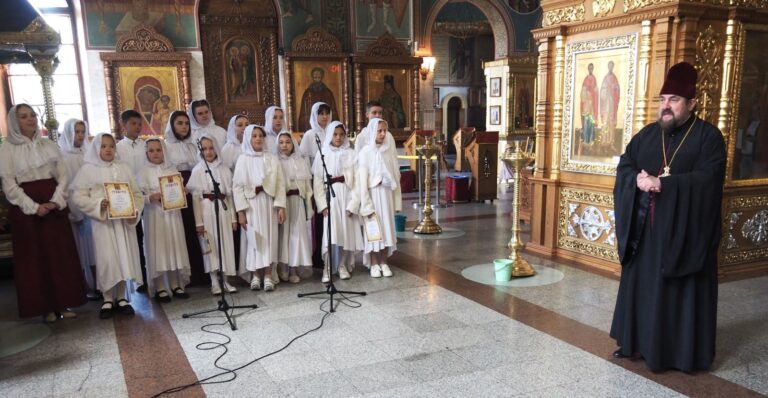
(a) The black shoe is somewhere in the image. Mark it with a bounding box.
[115,299,135,315]
[136,284,148,293]
[613,349,631,358]
[154,290,172,303]
[172,287,189,299]
[99,301,114,319]
[87,292,102,301]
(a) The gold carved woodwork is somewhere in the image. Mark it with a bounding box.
[634,21,653,133]
[544,3,586,27]
[290,26,342,55]
[115,25,174,53]
[593,0,617,17]
[557,187,618,262]
[623,0,672,12]
[722,195,768,265]
[551,35,565,178]
[694,25,724,124]
[364,32,409,57]
[718,20,739,141]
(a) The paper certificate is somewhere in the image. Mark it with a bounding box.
[199,232,212,255]
[104,182,136,219]
[159,173,187,211]
[364,214,383,242]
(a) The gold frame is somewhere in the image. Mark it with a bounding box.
[159,173,187,211]
[557,187,618,263]
[104,182,137,219]
[560,33,638,176]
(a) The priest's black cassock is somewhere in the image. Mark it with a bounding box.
[611,114,726,372]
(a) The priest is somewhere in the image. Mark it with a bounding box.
[610,62,726,372]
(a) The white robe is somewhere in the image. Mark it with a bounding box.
[61,149,96,289]
[221,142,241,171]
[138,164,191,293]
[357,144,402,261]
[189,162,237,276]
[192,125,227,151]
[116,137,146,176]
[71,162,144,292]
[233,153,286,275]
[277,155,313,267]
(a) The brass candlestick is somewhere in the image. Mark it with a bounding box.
[501,141,535,277]
[413,137,442,234]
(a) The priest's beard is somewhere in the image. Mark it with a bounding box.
[658,109,689,133]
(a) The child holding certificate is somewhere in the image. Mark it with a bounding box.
[233,125,286,292]
[138,138,191,302]
[312,122,362,282]
[187,134,238,295]
[71,133,145,319]
[275,131,313,283]
[357,118,401,278]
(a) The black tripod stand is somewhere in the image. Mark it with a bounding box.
[298,135,366,312]
[183,139,257,330]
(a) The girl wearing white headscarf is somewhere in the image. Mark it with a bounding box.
[299,102,331,166]
[71,133,144,318]
[262,105,286,154]
[60,118,97,298]
[187,99,226,149]
[138,138,191,301]
[275,131,313,283]
[0,104,87,321]
[187,133,238,295]
[312,121,362,282]
[357,118,401,278]
[233,125,286,291]
[222,114,249,170]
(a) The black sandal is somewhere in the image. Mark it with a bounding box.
[115,299,135,315]
[172,287,189,299]
[154,290,172,303]
[99,301,114,319]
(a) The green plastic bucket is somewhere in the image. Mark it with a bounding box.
[494,259,513,282]
[394,214,407,232]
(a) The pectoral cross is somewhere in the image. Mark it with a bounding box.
[660,166,671,177]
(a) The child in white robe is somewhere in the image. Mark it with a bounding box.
[313,121,362,282]
[275,131,313,283]
[233,125,286,291]
[187,134,238,295]
[357,118,401,278]
[71,133,145,318]
[60,118,98,299]
[298,102,331,167]
[138,138,191,301]
[262,106,287,154]
[187,99,227,149]
[222,114,249,170]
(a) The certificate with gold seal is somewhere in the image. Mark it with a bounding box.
[159,173,187,211]
[104,182,136,219]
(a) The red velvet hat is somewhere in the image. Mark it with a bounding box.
[659,62,697,99]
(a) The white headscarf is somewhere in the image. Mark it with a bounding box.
[241,124,267,157]
[263,105,286,136]
[361,118,398,190]
[83,133,118,167]
[194,133,223,168]
[323,121,350,151]
[187,132,232,194]
[0,104,61,177]
[186,99,215,130]
[164,112,197,169]
[276,131,311,181]
[308,102,330,134]
[60,118,88,154]
[143,137,172,168]
[226,114,248,145]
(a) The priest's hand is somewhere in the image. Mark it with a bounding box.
[277,208,286,224]
[637,170,662,193]
[238,212,248,230]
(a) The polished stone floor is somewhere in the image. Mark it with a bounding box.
[0,187,766,397]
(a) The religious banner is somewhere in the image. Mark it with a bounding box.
[104,182,137,219]
[159,173,187,211]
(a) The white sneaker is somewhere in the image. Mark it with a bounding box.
[322,269,330,283]
[370,265,382,278]
[211,283,222,295]
[263,276,275,292]
[250,276,261,291]
[223,281,237,293]
[380,264,393,277]
[339,265,351,280]
[271,267,280,285]
[278,266,290,282]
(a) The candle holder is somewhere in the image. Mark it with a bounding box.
[501,141,535,277]
[413,137,442,234]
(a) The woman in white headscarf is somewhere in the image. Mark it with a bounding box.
[233,125,286,291]
[222,114,249,170]
[71,132,144,319]
[357,118,401,278]
[0,104,87,322]
[187,99,227,149]
[312,121,362,282]
[60,118,98,299]
[299,102,332,166]
[187,133,238,295]
[262,105,287,153]
[137,137,191,301]
[274,131,313,283]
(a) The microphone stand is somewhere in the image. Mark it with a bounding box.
[298,135,366,312]
[183,139,257,330]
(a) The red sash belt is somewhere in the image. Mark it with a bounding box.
[286,189,300,196]
[330,176,345,185]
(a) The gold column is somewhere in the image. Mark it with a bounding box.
[502,141,535,277]
[717,19,739,138]
[31,56,58,142]
[635,21,652,133]
[550,35,565,179]
[413,137,442,234]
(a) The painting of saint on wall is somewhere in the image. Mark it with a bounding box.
[365,68,410,131]
[515,77,535,130]
[562,34,637,175]
[82,0,198,49]
[225,39,258,101]
[291,60,343,132]
[449,37,474,84]
[117,66,182,136]
[355,0,411,40]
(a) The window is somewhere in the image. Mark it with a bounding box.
[8,1,85,124]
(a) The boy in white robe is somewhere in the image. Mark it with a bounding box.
[71,133,145,318]
[233,125,286,291]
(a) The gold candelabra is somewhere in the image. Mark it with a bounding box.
[413,137,442,234]
[501,141,535,277]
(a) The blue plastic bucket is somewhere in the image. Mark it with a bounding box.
[494,259,513,282]
[394,214,407,232]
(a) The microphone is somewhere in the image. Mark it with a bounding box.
[315,134,321,146]
[196,138,203,153]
